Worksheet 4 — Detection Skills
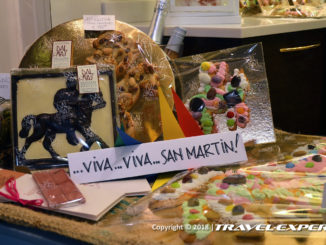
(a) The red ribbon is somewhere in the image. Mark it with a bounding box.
[0,178,43,206]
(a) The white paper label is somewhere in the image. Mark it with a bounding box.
[0,73,10,100]
[77,65,99,94]
[51,41,72,68]
[68,132,248,184]
[83,15,115,31]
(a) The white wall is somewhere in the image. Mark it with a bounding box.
[50,0,155,27]
[0,0,51,72]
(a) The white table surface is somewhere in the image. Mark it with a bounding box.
[134,17,326,38]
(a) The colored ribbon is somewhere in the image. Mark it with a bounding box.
[0,178,43,206]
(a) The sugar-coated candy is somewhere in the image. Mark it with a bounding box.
[308,144,316,150]
[198,73,211,84]
[305,162,314,168]
[198,166,209,174]
[231,75,241,87]
[211,75,223,86]
[236,107,245,114]
[188,198,200,207]
[190,98,205,112]
[226,111,235,118]
[312,155,322,162]
[222,174,246,185]
[227,119,235,127]
[208,65,217,74]
[182,174,193,183]
[242,214,254,220]
[223,90,242,107]
[286,162,295,168]
[232,205,245,216]
[238,116,246,124]
[191,111,202,120]
[206,88,217,100]
[200,62,211,72]
[220,183,229,190]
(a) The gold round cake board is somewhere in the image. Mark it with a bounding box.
[19,19,174,142]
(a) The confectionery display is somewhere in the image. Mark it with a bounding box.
[114,146,326,244]
[1,10,326,245]
[11,66,116,170]
[185,62,250,135]
[240,0,326,17]
[175,43,275,144]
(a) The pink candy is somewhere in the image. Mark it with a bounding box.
[208,65,217,74]
[242,214,254,220]
[220,183,229,189]
[190,209,200,214]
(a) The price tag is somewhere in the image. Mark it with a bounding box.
[51,41,72,68]
[68,132,248,184]
[77,65,99,94]
[83,15,115,31]
[0,74,10,100]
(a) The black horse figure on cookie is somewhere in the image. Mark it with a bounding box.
[17,77,108,162]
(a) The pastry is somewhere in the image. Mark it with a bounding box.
[86,31,162,140]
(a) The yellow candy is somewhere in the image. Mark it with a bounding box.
[225,204,234,212]
[284,155,293,160]
[191,173,198,179]
[201,62,211,71]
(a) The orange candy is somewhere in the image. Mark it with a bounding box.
[216,190,225,195]
[236,107,245,114]
[210,175,224,181]
[202,205,209,210]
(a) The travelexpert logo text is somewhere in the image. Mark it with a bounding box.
[151,224,326,232]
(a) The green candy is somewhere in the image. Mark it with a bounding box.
[227,119,235,127]
[202,120,213,127]
[237,89,244,100]
[171,182,180,188]
[216,94,224,100]
[187,214,200,220]
[305,162,314,168]
[247,175,255,179]
[204,85,211,93]
[252,189,266,200]
[191,94,207,100]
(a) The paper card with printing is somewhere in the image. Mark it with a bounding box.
[68,131,247,184]
[83,15,115,31]
[52,41,72,68]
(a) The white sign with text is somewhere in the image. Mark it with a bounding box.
[68,132,248,184]
[0,73,10,100]
[52,41,72,68]
[83,15,115,31]
[77,64,99,94]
